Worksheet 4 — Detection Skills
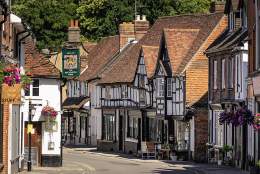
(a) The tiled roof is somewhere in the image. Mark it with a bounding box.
[206,28,248,54]
[62,96,89,109]
[79,35,120,81]
[24,39,60,78]
[142,45,159,78]
[164,29,200,75]
[82,42,97,53]
[98,43,141,84]
[96,13,224,84]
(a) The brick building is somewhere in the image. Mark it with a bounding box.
[0,1,32,173]
[247,0,260,165]
[206,0,250,169]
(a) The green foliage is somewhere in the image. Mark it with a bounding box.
[12,0,78,50]
[13,0,211,49]
[78,0,211,41]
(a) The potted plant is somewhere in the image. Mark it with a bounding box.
[222,145,233,165]
[169,144,177,161]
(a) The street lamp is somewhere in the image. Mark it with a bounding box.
[27,98,35,171]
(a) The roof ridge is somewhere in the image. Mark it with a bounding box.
[164,28,200,32]
[158,12,223,20]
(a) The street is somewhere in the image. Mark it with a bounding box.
[21,147,196,174]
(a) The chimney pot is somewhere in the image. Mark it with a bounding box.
[142,15,146,21]
[136,15,141,21]
[70,20,74,27]
[75,20,79,27]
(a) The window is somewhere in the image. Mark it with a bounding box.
[213,60,218,89]
[221,59,225,89]
[121,85,128,98]
[105,87,111,99]
[228,58,234,88]
[149,118,156,141]
[229,12,235,31]
[139,75,145,88]
[32,79,39,96]
[157,78,164,97]
[139,90,145,104]
[167,78,172,97]
[127,116,138,139]
[102,114,115,141]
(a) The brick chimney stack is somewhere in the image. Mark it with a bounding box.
[134,15,149,41]
[68,19,80,43]
[119,22,135,50]
[210,0,225,13]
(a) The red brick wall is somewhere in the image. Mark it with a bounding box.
[194,108,208,162]
[1,104,9,174]
[186,16,228,106]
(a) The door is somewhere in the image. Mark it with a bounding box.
[119,115,123,151]
[137,118,141,150]
[24,122,42,166]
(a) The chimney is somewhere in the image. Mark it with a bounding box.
[210,1,225,13]
[119,22,135,50]
[134,15,149,41]
[68,19,80,43]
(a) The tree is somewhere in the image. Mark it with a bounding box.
[78,0,211,41]
[12,0,78,50]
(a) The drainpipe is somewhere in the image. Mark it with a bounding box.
[256,0,259,70]
[17,32,30,69]
[0,4,8,59]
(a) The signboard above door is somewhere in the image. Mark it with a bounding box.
[62,49,80,78]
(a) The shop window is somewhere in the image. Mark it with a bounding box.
[149,118,157,141]
[127,116,138,139]
[102,114,115,141]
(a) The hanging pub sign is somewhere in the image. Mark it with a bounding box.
[1,84,21,104]
[62,48,80,78]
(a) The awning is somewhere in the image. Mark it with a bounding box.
[62,97,90,110]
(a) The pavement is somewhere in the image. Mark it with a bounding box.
[20,147,250,174]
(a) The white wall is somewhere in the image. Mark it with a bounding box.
[22,78,61,155]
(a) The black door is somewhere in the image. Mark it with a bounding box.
[137,118,141,150]
[119,115,123,151]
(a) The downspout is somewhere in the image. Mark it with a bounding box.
[0,4,8,58]
[256,0,259,70]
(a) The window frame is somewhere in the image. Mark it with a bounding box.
[221,59,226,89]
[213,60,218,90]
[167,78,172,97]
[127,116,138,139]
[157,78,164,97]
[102,114,116,141]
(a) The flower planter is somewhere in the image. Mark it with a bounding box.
[1,84,21,104]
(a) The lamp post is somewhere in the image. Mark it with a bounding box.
[27,98,32,171]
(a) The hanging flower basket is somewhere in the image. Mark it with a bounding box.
[41,106,58,121]
[219,107,254,127]
[41,106,58,132]
[253,113,260,130]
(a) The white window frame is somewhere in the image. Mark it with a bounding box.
[121,85,128,99]
[157,78,164,97]
[167,78,172,97]
[221,59,226,89]
[213,60,218,90]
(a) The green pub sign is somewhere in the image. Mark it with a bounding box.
[62,49,80,78]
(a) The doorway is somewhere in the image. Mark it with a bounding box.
[24,122,42,166]
[119,115,123,151]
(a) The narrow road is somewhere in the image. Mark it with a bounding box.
[21,147,196,174]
